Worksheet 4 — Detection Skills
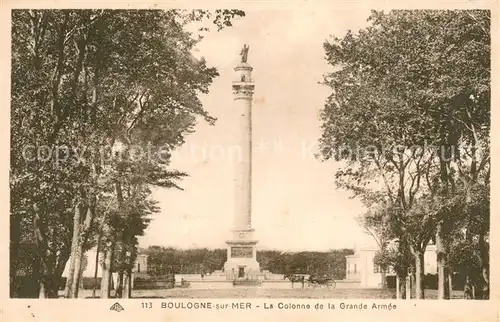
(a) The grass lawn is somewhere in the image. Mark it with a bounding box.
[72,288,464,299]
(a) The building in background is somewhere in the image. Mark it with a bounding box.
[62,248,149,285]
[344,244,437,288]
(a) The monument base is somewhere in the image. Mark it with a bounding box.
[224,258,261,279]
[224,230,260,279]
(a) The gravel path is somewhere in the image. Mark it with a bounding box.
[74,288,464,299]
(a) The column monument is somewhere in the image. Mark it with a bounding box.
[223,44,261,279]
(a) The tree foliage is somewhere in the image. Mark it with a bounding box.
[11,9,245,298]
[145,247,353,279]
[319,10,490,299]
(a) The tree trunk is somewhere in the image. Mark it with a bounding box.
[414,251,425,299]
[405,275,411,299]
[478,232,489,299]
[37,261,59,299]
[46,277,59,298]
[29,256,42,298]
[65,204,81,298]
[92,238,101,299]
[481,268,489,299]
[100,243,114,299]
[444,266,450,299]
[52,251,70,298]
[123,270,131,299]
[38,271,58,298]
[115,234,127,298]
[71,243,83,299]
[400,276,406,299]
[411,273,416,298]
[436,222,448,299]
[396,276,401,299]
[381,269,387,290]
[33,203,56,299]
[448,271,453,295]
[71,207,94,298]
[116,270,124,298]
[436,143,453,299]
[39,279,46,299]
[10,213,22,297]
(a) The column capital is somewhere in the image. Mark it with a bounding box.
[232,83,255,100]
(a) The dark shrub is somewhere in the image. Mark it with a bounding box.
[11,276,39,298]
[59,277,67,290]
[133,276,174,290]
[81,277,101,290]
[424,274,438,290]
[386,276,397,289]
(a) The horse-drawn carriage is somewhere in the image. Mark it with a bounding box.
[307,274,336,289]
[284,273,336,289]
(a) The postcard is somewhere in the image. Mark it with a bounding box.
[1,1,498,321]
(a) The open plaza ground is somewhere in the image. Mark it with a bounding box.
[68,288,464,299]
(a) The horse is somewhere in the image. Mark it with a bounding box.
[308,275,335,290]
[284,274,305,288]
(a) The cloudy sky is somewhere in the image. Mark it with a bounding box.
[138,7,378,252]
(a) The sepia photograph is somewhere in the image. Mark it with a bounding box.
[8,5,492,308]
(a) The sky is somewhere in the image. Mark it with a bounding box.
[138,7,378,252]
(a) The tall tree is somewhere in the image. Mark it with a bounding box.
[11,9,245,298]
[319,10,490,299]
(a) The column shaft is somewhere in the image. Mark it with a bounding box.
[233,95,252,231]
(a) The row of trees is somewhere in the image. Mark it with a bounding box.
[319,10,490,299]
[10,9,245,298]
[145,246,353,279]
[145,247,227,276]
[258,249,353,279]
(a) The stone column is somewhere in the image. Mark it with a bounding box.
[232,62,254,234]
[223,60,260,277]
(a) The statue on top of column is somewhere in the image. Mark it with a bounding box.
[240,44,250,63]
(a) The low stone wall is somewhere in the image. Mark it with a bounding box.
[176,273,285,283]
[174,279,361,289]
[182,281,233,289]
[262,280,361,289]
[175,274,227,282]
[183,280,293,289]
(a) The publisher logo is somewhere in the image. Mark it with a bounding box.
[110,302,124,312]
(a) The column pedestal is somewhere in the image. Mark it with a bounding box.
[224,229,260,279]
